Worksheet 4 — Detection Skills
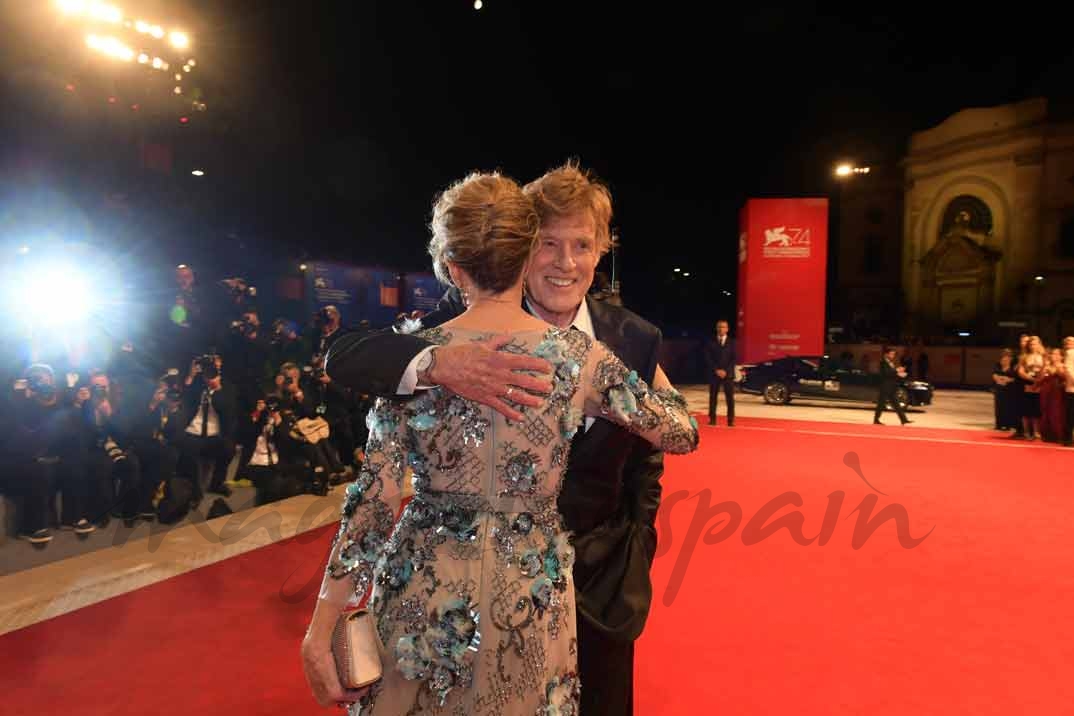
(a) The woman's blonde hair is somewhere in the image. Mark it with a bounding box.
[428,172,539,293]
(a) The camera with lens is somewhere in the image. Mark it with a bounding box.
[25,374,55,398]
[230,317,256,336]
[257,396,282,426]
[220,277,256,299]
[313,306,338,330]
[102,437,127,464]
[91,383,108,400]
[195,354,219,379]
[159,368,183,400]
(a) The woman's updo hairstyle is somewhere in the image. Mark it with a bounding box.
[428,172,539,294]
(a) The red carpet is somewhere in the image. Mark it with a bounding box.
[3,416,1072,715]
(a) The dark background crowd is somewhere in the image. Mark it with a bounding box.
[0,263,381,546]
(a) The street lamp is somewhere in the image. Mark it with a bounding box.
[169,31,190,50]
[835,163,870,178]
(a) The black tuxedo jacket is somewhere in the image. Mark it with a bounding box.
[878,358,900,391]
[178,378,239,440]
[704,335,736,382]
[326,289,665,642]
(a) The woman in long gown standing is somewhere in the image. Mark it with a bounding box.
[1039,347,1067,442]
[302,172,699,714]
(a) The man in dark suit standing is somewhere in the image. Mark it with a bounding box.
[873,346,911,425]
[326,163,666,715]
[704,319,735,426]
[175,355,239,502]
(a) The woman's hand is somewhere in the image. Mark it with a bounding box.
[301,625,372,708]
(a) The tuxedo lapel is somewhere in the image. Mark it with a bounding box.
[586,296,614,344]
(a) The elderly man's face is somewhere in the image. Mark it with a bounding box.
[525,213,599,328]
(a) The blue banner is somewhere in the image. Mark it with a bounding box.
[405,273,444,315]
[308,262,402,328]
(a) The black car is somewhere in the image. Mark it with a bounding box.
[739,355,933,409]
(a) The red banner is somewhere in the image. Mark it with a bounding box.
[737,198,829,364]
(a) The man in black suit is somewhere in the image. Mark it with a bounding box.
[175,355,239,502]
[326,163,665,716]
[873,346,911,425]
[703,319,735,426]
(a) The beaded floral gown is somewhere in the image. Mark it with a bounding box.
[327,326,698,715]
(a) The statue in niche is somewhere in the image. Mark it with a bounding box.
[944,209,991,246]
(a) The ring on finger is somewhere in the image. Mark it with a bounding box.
[505,386,515,398]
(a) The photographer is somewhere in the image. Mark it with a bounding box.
[271,363,348,479]
[165,264,210,370]
[305,305,358,469]
[310,305,344,361]
[306,353,359,474]
[224,308,273,414]
[2,365,92,543]
[81,370,146,528]
[219,277,258,327]
[269,318,307,370]
[236,396,316,506]
[175,354,238,503]
[126,371,187,521]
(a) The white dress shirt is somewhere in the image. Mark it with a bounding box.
[248,424,278,466]
[185,389,221,438]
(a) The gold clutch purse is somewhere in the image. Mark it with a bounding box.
[332,610,384,689]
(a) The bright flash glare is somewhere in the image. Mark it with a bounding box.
[7,267,98,328]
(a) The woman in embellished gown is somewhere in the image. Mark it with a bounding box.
[302,172,699,714]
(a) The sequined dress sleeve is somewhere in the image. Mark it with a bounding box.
[580,338,699,454]
[325,397,409,599]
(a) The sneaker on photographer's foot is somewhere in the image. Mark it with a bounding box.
[61,519,96,535]
[208,484,232,497]
[19,529,53,544]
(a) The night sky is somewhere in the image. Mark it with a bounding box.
[3,1,1073,332]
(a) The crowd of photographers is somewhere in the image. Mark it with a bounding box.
[0,265,380,546]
